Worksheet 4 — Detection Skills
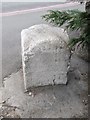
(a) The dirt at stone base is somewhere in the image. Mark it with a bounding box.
[0,105,20,118]
[0,53,88,118]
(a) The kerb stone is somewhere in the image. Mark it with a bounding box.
[21,24,70,90]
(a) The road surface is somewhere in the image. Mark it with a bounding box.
[1,2,85,78]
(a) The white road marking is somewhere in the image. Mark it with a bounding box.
[0,2,79,17]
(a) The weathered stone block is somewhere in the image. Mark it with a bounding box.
[21,24,70,90]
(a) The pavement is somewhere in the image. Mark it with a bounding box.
[0,52,88,118]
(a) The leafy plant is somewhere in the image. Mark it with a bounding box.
[42,9,90,48]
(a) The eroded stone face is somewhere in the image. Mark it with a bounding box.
[21,24,70,90]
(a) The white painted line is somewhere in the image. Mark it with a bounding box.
[0,2,79,17]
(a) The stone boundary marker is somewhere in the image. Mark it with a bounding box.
[21,24,70,90]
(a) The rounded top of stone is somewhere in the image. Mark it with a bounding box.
[21,24,69,53]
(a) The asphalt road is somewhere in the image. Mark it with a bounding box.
[2,2,66,12]
[2,2,85,78]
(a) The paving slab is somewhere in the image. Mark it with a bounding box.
[1,53,88,118]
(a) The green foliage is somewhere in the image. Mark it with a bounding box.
[42,10,90,48]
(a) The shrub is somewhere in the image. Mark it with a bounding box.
[42,4,90,48]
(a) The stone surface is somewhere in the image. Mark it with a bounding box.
[21,24,70,90]
[1,52,88,118]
